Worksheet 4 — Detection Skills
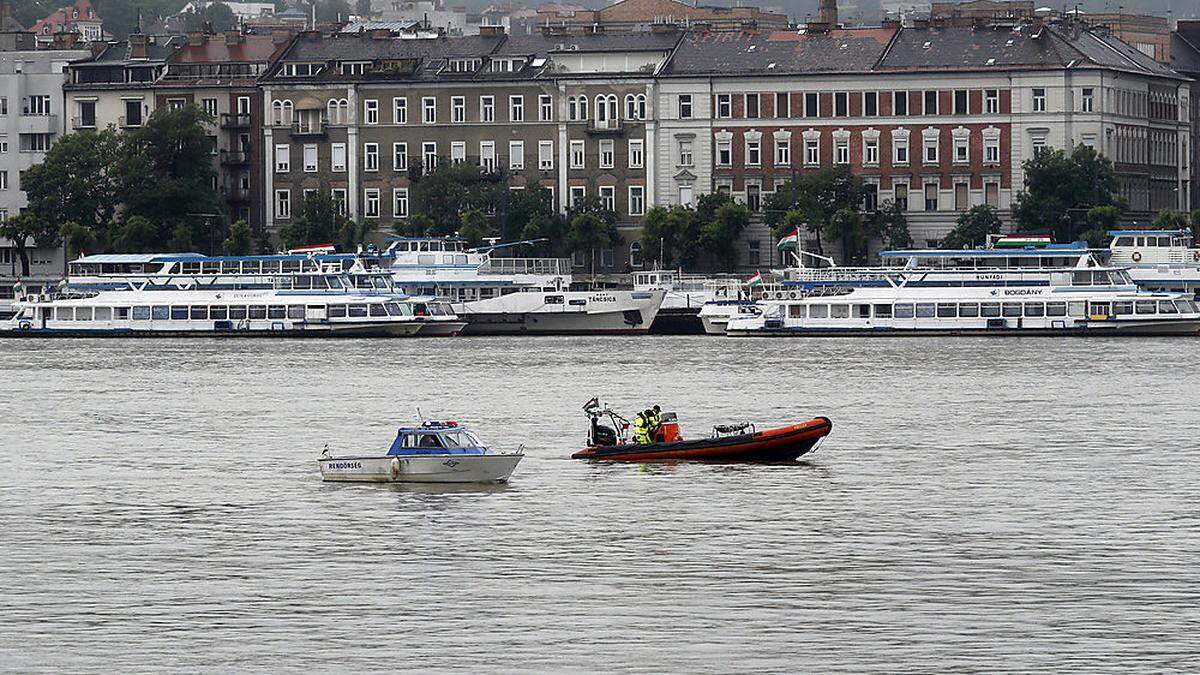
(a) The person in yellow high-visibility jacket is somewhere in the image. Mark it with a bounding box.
[632,409,652,444]
[648,405,662,442]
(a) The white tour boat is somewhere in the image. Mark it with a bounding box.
[632,269,744,334]
[1106,229,1200,298]
[726,247,1200,337]
[319,420,523,484]
[381,237,664,335]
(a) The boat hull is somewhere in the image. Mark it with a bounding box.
[414,320,468,337]
[572,418,832,462]
[319,453,523,483]
[1,321,424,338]
[727,317,1200,337]
[649,307,704,335]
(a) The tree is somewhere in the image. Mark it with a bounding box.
[394,213,436,237]
[501,183,555,242]
[0,213,58,277]
[520,212,570,257]
[337,219,374,253]
[941,205,1002,250]
[410,162,502,236]
[109,216,161,253]
[1192,209,1200,241]
[166,224,196,252]
[1152,209,1190,229]
[765,167,863,257]
[457,209,494,246]
[700,201,749,271]
[868,200,911,251]
[183,2,237,32]
[824,207,867,265]
[223,220,253,255]
[1013,145,1118,242]
[568,212,618,275]
[278,192,351,250]
[639,205,700,269]
[21,129,122,236]
[60,221,100,261]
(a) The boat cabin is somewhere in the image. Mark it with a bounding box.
[1107,229,1200,266]
[880,245,1099,270]
[387,421,487,455]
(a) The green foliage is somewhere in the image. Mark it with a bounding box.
[1152,209,1190,229]
[568,211,619,273]
[700,201,750,272]
[21,129,122,233]
[1013,145,1119,242]
[868,200,912,251]
[520,212,570,257]
[824,208,866,265]
[223,220,253,256]
[764,167,863,256]
[166,223,196,252]
[638,205,700,269]
[337,219,374,253]
[0,213,58,276]
[110,216,161,253]
[395,213,436,237]
[59,221,100,260]
[457,209,493,247]
[182,2,237,31]
[942,205,1002,250]
[502,183,556,242]
[1087,205,1121,231]
[410,162,502,236]
[1080,228,1110,248]
[279,192,351,250]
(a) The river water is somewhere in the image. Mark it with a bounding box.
[1,336,1198,672]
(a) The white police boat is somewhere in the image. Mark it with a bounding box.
[318,421,523,484]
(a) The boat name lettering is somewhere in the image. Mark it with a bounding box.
[1003,289,1042,296]
[589,294,617,303]
[326,461,362,469]
[976,274,1003,280]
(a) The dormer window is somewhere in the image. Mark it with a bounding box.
[339,61,372,75]
[488,58,524,73]
[283,62,322,77]
[447,58,481,73]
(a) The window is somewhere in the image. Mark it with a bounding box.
[1081,87,1094,112]
[422,96,436,124]
[985,181,999,207]
[480,96,494,123]
[275,189,290,218]
[570,140,585,169]
[1032,88,1046,112]
[363,142,378,171]
[451,96,465,123]
[679,184,694,206]
[954,137,968,163]
[201,97,218,117]
[274,144,290,172]
[629,186,645,216]
[539,94,553,121]
[775,92,790,118]
[332,143,346,172]
[746,138,761,166]
[303,144,317,172]
[716,139,732,166]
[393,97,407,124]
[538,140,553,170]
[893,91,908,116]
[124,99,142,126]
[834,92,848,117]
[326,98,348,125]
[894,137,909,165]
[924,182,938,211]
[746,184,760,211]
[895,182,908,210]
[954,182,968,210]
[393,188,408,218]
[679,94,693,119]
[509,140,524,170]
[677,139,693,167]
[569,185,586,208]
[331,189,347,215]
[805,92,819,117]
[480,141,496,172]
[775,138,790,166]
[364,188,380,218]
[76,100,96,127]
[804,139,819,166]
[628,139,644,169]
[984,137,999,164]
[423,142,437,169]
[451,141,466,164]
[509,95,524,122]
[985,89,999,114]
[863,183,878,210]
[923,138,938,164]
[625,94,646,120]
[716,94,731,118]
[954,90,968,114]
[364,99,378,124]
[745,93,760,118]
[863,91,878,117]
[835,138,849,164]
[923,90,938,115]
[0,170,6,190]
[568,95,587,121]
[599,185,615,212]
[864,138,879,166]
[393,142,407,171]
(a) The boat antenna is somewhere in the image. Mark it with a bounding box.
[416,407,424,421]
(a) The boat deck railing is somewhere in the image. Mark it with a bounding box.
[481,258,572,276]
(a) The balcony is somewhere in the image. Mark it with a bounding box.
[220,150,250,166]
[18,113,59,134]
[586,119,624,135]
[290,121,327,137]
[72,116,97,130]
[221,113,251,129]
[223,188,251,202]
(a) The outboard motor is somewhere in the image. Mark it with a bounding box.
[590,419,617,446]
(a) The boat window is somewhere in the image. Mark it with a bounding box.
[152,306,169,320]
[348,304,368,318]
[369,303,387,317]
[958,303,979,318]
[1180,300,1199,314]
[171,306,188,320]
[202,261,221,274]
[1046,302,1066,317]
[1158,300,1178,314]
[282,260,300,273]
[243,261,261,274]
[831,304,850,319]
[190,306,208,320]
[1134,300,1157,315]
[268,305,286,319]
[222,261,239,273]
[1135,237,1145,246]
[569,299,587,307]
[262,260,280,273]
[293,276,312,290]
[328,304,347,318]
[1024,303,1045,317]
[1002,303,1022,317]
[94,307,112,321]
[384,302,404,317]
[1114,236,1134,247]
[418,254,435,265]
[894,304,915,319]
[916,303,936,318]
[873,304,892,319]
[417,433,443,448]
[788,304,806,319]
[809,304,829,319]
[288,305,305,319]
[854,304,871,318]
[1067,301,1086,318]
[133,306,151,320]
[545,295,564,305]
[181,261,201,274]
[1071,271,1092,286]
[274,277,293,290]
[72,306,90,321]
[980,303,1001,318]
[936,303,957,318]
[210,306,228,320]
[1157,236,1171,246]
[1089,302,1111,316]
[229,306,248,319]
[249,306,267,319]
[1112,301,1133,316]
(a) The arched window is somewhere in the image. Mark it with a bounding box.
[272,100,284,126]
[624,94,637,120]
[579,96,588,120]
[636,94,647,120]
[568,97,577,121]
[282,100,294,125]
[629,241,643,268]
[606,95,618,122]
[326,99,339,124]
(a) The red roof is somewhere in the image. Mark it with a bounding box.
[30,0,100,35]
[169,34,290,64]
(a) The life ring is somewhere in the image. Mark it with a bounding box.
[1132,251,1142,262]
[1192,251,1200,262]
[17,320,32,331]
[389,457,401,480]
[788,291,797,300]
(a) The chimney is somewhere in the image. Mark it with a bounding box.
[479,24,505,36]
[129,33,149,59]
[817,0,837,27]
[224,29,244,46]
[367,27,391,39]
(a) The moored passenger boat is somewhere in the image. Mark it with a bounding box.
[632,269,743,334]
[1106,229,1200,298]
[319,420,523,483]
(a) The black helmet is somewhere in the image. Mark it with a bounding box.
[643,409,652,417]
[652,405,661,413]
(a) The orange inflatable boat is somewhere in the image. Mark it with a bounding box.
[572,415,832,462]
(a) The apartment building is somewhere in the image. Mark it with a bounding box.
[0,31,89,291]
[260,28,678,269]
[64,34,182,133]
[1173,22,1200,213]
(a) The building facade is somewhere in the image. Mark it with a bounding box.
[64,34,181,134]
[0,31,89,291]
[534,0,790,34]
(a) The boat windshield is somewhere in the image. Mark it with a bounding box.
[440,430,481,448]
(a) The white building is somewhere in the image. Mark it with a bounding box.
[179,1,276,22]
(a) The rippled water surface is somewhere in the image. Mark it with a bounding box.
[2,336,1199,672]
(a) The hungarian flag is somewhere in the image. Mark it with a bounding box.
[994,235,1051,249]
[777,228,800,250]
[747,272,763,287]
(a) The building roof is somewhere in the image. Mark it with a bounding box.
[496,30,682,56]
[169,33,287,64]
[29,0,101,35]
[1171,32,1200,75]
[664,28,898,76]
[72,35,184,66]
